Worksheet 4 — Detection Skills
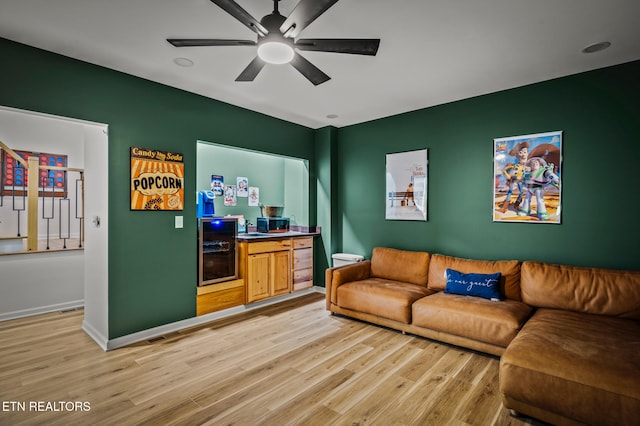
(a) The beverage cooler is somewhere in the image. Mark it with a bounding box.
[198,217,238,286]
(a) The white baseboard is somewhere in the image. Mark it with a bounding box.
[81,320,108,351]
[0,300,84,322]
[105,287,326,351]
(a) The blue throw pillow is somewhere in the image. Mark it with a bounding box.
[444,268,502,301]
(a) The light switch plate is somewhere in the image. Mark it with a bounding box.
[175,215,183,229]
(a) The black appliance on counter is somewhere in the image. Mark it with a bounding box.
[198,217,237,286]
[257,216,290,233]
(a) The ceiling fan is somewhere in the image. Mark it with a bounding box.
[167,0,380,85]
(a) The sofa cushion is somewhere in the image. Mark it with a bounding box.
[521,261,640,319]
[444,268,502,301]
[336,278,434,323]
[428,254,522,301]
[370,247,430,286]
[500,308,640,425]
[412,292,532,347]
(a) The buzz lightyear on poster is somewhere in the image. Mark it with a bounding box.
[493,131,562,223]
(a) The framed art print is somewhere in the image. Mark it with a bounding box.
[130,147,184,211]
[493,131,562,223]
[385,148,428,221]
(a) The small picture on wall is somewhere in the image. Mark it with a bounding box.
[1,150,68,197]
[385,148,428,221]
[224,185,236,206]
[236,176,248,197]
[210,175,224,196]
[248,187,260,206]
[493,131,562,223]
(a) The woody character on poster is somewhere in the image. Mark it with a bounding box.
[130,147,184,210]
[493,131,562,223]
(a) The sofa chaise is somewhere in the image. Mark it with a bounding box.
[500,261,640,426]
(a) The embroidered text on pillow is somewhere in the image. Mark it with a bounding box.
[444,268,503,301]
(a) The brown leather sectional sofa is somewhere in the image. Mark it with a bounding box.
[325,247,640,426]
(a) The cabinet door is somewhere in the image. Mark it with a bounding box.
[271,250,291,296]
[247,253,271,303]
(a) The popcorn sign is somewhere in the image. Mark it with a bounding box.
[130,147,184,210]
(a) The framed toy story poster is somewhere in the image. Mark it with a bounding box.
[492,131,562,223]
[130,147,184,210]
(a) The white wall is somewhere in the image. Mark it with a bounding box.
[81,124,109,348]
[0,107,108,341]
[0,250,84,319]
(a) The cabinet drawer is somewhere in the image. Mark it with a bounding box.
[292,237,313,249]
[293,248,313,270]
[248,239,291,254]
[293,268,313,291]
[293,268,313,284]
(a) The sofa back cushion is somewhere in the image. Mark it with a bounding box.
[521,261,640,319]
[428,254,522,301]
[370,247,430,286]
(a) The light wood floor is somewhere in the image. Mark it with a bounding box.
[0,293,545,425]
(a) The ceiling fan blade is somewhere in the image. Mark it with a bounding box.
[235,56,266,82]
[295,38,380,55]
[290,53,330,86]
[210,0,268,36]
[167,39,256,47]
[279,0,340,39]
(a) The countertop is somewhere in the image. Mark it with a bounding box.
[237,230,320,241]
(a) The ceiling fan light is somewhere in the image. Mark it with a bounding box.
[257,41,294,64]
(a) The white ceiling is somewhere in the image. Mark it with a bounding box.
[1,0,639,129]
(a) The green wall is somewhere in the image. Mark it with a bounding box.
[0,38,314,338]
[2,36,638,341]
[336,60,640,270]
[313,126,339,284]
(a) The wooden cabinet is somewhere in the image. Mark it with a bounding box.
[197,235,314,314]
[244,239,292,303]
[196,278,245,316]
[292,237,314,291]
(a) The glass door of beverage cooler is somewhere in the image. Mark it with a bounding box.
[198,217,238,286]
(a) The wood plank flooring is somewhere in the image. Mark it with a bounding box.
[0,293,546,425]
